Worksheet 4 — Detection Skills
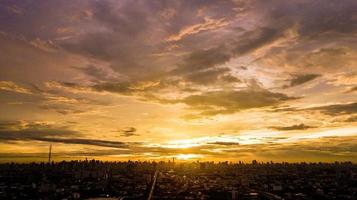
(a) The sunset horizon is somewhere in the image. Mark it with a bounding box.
[0,0,356,164]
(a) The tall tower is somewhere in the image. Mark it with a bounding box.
[48,144,52,163]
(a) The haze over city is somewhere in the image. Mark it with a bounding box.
[0,0,356,163]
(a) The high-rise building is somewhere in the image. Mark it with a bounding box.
[231,190,239,200]
[48,144,52,163]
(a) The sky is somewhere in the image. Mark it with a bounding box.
[0,0,356,163]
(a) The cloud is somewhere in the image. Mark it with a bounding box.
[163,26,287,89]
[171,26,284,76]
[0,121,79,142]
[0,120,129,148]
[270,123,315,131]
[347,86,357,93]
[184,67,233,84]
[30,137,129,149]
[8,81,113,116]
[284,74,320,88]
[89,81,161,95]
[0,121,24,130]
[29,38,57,52]
[220,75,241,83]
[273,102,357,118]
[3,136,357,162]
[251,0,357,87]
[344,115,357,122]
[208,141,240,146]
[0,81,32,94]
[38,104,85,115]
[309,102,357,116]
[232,27,282,56]
[5,4,24,16]
[172,47,231,75]
[57,0,185,78]
[167,17,229,42]
[178,88,298,116]
[0,0,357,162]
[0,32,81,84]
[254,0,357,37]
[44,81,160,98]
[119,127,138,137]
[330,72,357,87]
[71,65,122,82]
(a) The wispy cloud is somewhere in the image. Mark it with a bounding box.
[167,17,229,42]
[0,120,130,148]
[119,127,138,137]
[309,102,357,116]
[283,74,320,88]
[0,81,32,94]
[270,123,315,131]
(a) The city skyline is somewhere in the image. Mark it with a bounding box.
[0,0,356,163]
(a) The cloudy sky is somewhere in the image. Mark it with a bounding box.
[0,0,356,163]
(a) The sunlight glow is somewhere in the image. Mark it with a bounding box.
[175,154,202,160]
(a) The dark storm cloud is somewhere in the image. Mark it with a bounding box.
[270,123,315,131]
[284,74,320,88]
[119,127,138,137]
